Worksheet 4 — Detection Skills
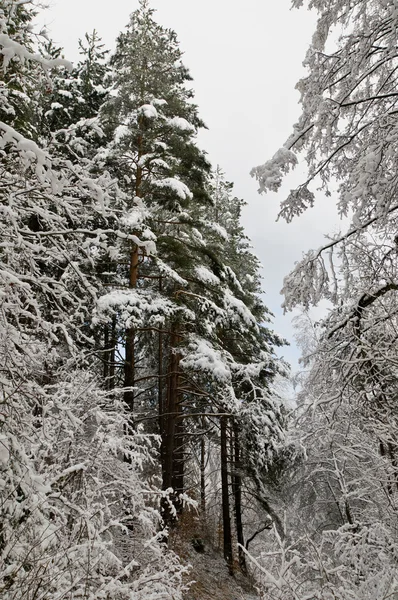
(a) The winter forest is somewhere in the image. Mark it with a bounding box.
[3,0,398,598]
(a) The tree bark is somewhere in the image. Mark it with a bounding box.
[123,146,143,413]
[200,435,206,514]
[172,401,184,513]
[103,322,109,382]
[109,315,117,391]
[221,415,233,575]
[161,326,181,525]
[232,419,247,575]
[123,245,139,412]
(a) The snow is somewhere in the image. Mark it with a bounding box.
[121,197,149,230]
[224,290,258,329]
[195,266,220,285]
[167,116,195,132]
[52,463,87,482]
[207,222,229,241]
[154,177,193,200]
[181,337,231,382]
[58,89,73,98]
[251,146,298,194]
[152,98,167,106]
[138,103,158,119]
[95,289,195,328]
[157,259,188,285]
[0,33,73,72]
[0,435,9,465]
[114,124,130,143]
[0,121,49,180]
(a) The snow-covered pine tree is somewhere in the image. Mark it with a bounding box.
[35,34,110,177]
[96,0,213,522]
[96,2,288,543]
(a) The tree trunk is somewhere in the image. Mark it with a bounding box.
[103,322,109,382]
[172,401,184,513]
[200,435,206,514]
[109,315,117,391]
[159,281,164,468]
[123,149,142,412]
[123,238,139,412]
[220,415,233,575]
[161,326,181,525]
[232,420,247,575]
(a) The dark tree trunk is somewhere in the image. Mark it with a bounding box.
[123,151,142,413]
[109,315,117,391]
[159,277,165,481]
[200,435,206,514]
[123,245,139,413]
[232,420,247,575]
[172,404,184,513]
[221,415,233,575]
[161,327,181,525]
[103,323,109,382]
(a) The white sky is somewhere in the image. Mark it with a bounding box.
[37,0,341,368]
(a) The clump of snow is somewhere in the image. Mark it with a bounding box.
[251,146,298,194]
[0,33,73,72]
[114,124,130,143]
[58,89,73,99]
[167,116,195,132]
[157,259,188,286]
[195,266,220,286]
[152,98,167,106]
[95,289,194,328]
[207,222,229,241]
[138,104,158,119]
[154,177,192,200]
[224,291,258,330]
[0,435,9,465]
[121,196,149,230]
[181,337,231,382]
[0,121,49,181]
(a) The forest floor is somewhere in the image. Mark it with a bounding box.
[169,513,259,600]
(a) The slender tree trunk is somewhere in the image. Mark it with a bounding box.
[109,315,117,390]
[159,276,165,472]
[221,415,233,575]
[172,399,184,513]
[104,315,117,390]
[123,159,142,413]
[123,245,139,412]
[232,420,247,575]
[103,323,109,382]
[200,435,206,514]
[161,326,181,525]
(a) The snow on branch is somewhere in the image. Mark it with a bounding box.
[180,336,232,383]
[0,33,73,72]
[167,116,195,132]
[0,121,50,179]
[251,147,298,195]
[153,177,193,200]
[94,289,194,329]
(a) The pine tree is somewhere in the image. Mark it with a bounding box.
[97,0,212,521]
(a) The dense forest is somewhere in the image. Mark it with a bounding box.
[2,0,398,599]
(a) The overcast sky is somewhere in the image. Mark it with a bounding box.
[37,0,341,368]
